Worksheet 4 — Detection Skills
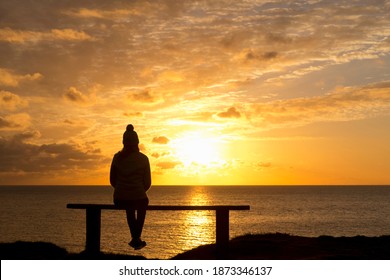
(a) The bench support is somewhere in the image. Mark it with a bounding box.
[86,208,101,254]
[215,209,229,253]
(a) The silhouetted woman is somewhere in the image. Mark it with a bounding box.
[110,124,151,250]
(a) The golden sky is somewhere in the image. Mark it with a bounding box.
[1,0,390,185]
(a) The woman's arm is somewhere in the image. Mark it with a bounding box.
[143,158,151,191]
[110,160,117,188]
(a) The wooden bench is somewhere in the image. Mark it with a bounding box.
[67,204,250,255]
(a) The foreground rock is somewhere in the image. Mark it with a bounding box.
[0,241,145,260]
[172,233,390,260]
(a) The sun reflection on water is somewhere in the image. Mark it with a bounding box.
[179,187,215,250]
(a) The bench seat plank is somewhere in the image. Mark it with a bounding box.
[67,204,249,211]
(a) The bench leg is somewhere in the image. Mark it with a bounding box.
[216,209,229,254]
[86,208,101,254]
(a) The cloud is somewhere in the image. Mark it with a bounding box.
[50,29,94,41]
[123,111,144,118]
[63,86,97,105]
[238,49,278,62]
[251,81,390,127]
[0,133,107,173]
[128,89,160,104]
[152,136,170,144]
[151,152,160,158]
[63,118,91,127]
[184,111,215,122]
[64,1,188,20]
[64,8,141,20]
[0,91,28,111]
[0,28,40,43]
[156,160,182,170]
[139,143,147,152]
[0,68,42,87]
[0,113,31,130]
[0,27,94,44]
[64,87,88,103]
[151,151,170,158]
[255,161,273,171]
[217,107,241,118]
[13,130,42,141]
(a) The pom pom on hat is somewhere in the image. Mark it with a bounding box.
[126,124,134,131]
[123,124,139,146]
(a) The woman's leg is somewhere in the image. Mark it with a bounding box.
[132,198,148,239]
[134,208,146,238]
[115,198,148,248]
[115,199,139,239]
[125,209,138,239]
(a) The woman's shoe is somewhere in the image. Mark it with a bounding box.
[133,239,146,250]
[132,239,147,250]
[128,239,136,248]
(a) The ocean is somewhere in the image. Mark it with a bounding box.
[0,185,389,259]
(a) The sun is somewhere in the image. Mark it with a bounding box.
[172,133,222,166]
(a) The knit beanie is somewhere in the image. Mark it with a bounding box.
[123,124,139,146]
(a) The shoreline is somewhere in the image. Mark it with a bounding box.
[1,233,390,260]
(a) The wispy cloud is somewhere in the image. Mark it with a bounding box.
[156,160,182,170]
[123,111,144,118]
[251,81,390,127]
[0,68,42,87]
[0,28,94,44]
[64,8,142,19]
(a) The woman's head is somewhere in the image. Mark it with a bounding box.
[123,124,139,149]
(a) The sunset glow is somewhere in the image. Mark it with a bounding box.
[173,133,223,166]
[1,1,390,185]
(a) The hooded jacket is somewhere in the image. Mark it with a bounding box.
[110,150,151,201]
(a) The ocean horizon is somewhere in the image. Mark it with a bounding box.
[1,185,390,259]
